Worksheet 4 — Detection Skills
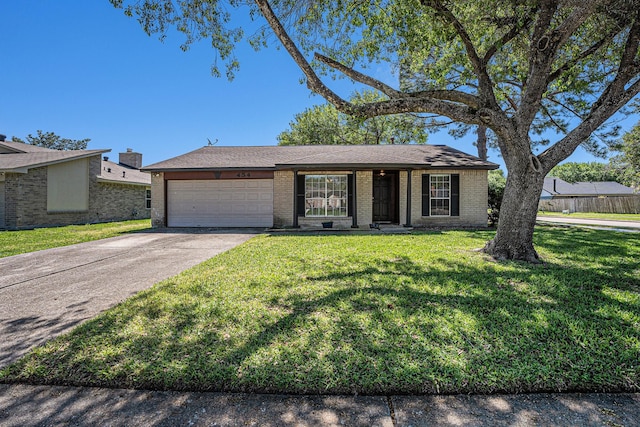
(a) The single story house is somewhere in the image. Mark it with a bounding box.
[0,136,151,230]
[541,176,635,199]
[143,145,498,229]
[539,176,638,213]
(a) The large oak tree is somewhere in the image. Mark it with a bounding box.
[112,0,640,262]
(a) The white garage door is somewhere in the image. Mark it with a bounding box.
[167,179,273,227]
[0,181,5,228]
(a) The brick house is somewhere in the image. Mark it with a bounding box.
[0,138,151,230]
[143,145,498,229]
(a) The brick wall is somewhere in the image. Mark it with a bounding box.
[147,167,489,230]
[410,169,488,228]
[356,170,372,228]
[4,155,150,230]
[150,172,166,228]
[92,182,150,223]
[273,170,294,228]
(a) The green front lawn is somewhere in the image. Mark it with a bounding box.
[1,228,639,394]
[0,219,151,258]
[538,211,640,222]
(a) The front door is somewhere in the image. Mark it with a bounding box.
[372,173,397,222]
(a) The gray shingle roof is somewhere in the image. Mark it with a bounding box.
[543,177,635,196]
[0,140,58,153]
[0,140,109,173]
[98,160,151,186]
[143,145,499,171]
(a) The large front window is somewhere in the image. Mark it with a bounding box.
[305,175,348,217]
[430,174,450,216]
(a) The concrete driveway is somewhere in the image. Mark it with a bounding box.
[0,229,259,368]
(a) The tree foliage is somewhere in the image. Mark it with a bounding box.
[12,130,90,150]
[488,169,506,227]
[278,91,428,146]
[549,162,625,184]
[611,120,640,188]
[112,0,640,261]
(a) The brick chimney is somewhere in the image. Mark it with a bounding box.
[119,148,142,169]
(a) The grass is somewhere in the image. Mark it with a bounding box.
[0,219,151,258]
[538,211,640,222]
[1,228,639,395]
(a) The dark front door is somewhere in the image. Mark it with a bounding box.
[373,173,397,222]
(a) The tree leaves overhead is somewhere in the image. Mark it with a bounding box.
[110,0,248,78]
[278,90,428,146]
[113,0,640,150]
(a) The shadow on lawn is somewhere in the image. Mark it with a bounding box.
[2,230,639,395]
[213,253,639,394]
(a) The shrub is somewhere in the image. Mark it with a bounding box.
[488,169,506,226]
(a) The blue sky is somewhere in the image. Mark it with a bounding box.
[1,1,635,169]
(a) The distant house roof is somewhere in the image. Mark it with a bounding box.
[0,140,60,153]
[0,140,109,173]
[143,145,499,172]
[98,159,151,186]
[0,140,150,186]
[543,177,635,197]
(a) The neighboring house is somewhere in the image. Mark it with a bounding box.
[143,145,499,229]
[541,177,635,199]
[0,136,151,230]
[539,176,639,213]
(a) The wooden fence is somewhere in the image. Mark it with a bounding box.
[538,196,640,214]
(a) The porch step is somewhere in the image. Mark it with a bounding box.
[371,223,413,233]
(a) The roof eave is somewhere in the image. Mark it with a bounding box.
[96,177,151,186]
[275,163,499,170]
[0,167,29,174]
[141,166,277,173]
[0,150,111,172]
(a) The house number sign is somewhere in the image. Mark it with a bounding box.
[164,170,274,180]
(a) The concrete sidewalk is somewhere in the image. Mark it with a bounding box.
[1,384,639,426]
[537,216,640,230]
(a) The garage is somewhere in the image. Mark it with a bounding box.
[167,179,273,227]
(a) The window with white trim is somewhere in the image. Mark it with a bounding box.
[145,189,151,209]
[305,175,348,217]
[430,174,450,216]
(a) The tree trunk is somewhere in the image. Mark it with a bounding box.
[476,125,488,160]
[484,154,545,263]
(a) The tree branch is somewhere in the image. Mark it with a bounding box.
[590,10,640,113]
[519,1,596,129]
[348,97,500,129]
[483,9,536,64]
[547,33,616,85]
[254,0,356,115]
[314,53,402,98]
[539,78,640,169]
[423,0,499,109]
[404,90,481,109]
